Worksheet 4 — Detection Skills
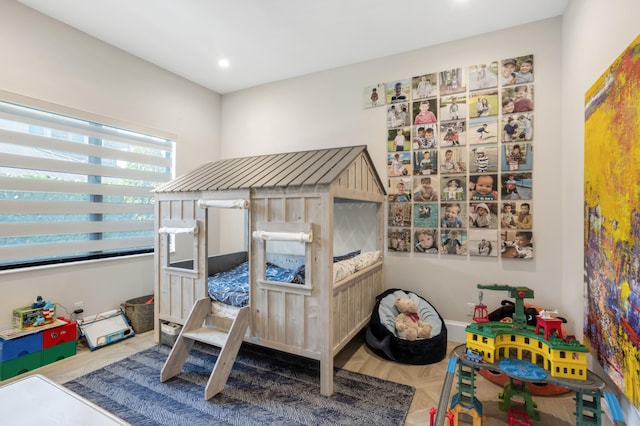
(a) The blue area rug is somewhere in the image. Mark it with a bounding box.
[64,342,414,425]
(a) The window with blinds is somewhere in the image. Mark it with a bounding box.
[0,98,175,270]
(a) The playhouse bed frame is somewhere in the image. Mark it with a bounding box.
[153,145,386,396]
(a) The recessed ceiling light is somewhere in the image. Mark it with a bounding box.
[218,59,230,68]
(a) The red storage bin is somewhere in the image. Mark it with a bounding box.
[41,318,77,349]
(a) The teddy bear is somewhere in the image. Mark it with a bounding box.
[394,297,432,341]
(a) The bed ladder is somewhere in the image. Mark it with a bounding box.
[160,298,250,399]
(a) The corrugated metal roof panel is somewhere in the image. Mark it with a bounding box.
[153,145,382,193]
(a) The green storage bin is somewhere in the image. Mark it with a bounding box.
[0,351,42,380]
[42,340,76,366]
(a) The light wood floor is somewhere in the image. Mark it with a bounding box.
[1,331,595,425]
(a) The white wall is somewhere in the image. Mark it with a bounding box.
[562,0,640,423]
[0,1,222,324]
[221,17,566,328]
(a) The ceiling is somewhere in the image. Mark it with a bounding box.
[17,0,568,94]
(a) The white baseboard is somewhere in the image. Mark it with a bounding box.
[445,319,469,344]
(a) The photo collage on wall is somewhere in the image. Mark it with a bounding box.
[366,55,535,259]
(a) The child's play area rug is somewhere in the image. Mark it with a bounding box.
[64,342,414,425]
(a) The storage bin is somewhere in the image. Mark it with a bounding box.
[122,295,154,333]
[160,322,182,347]
[0,351,42,380]
[42,318,77,349]
[42,340,76,366]
[0,333,42,362]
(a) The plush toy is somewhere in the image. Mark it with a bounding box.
[394,297,432,341]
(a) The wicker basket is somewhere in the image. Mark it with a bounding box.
[122,295,154,333]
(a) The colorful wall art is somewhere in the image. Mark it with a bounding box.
[584,34,640,410]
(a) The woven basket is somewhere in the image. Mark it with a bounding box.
[122,295,154,333]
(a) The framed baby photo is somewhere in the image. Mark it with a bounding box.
[413,175,439,202]
[469,117,498,144]
[386,102,410,128]
[439,68,467,95]
[387,127,411,152]
[469,144,498,174]
[514,201,533,230]
[388,177,411,202]
[500,230,534,260]
[440,122,466,147]
[386,79,411,104]
[411,73,438,100]
[469,202,498,229]
[468,61,499,91]
[501,172,532,200]
[387,151,412,177]
[412,99,438,125]
[413,203,439,228]
[439,147,467,174]
[440,201,466,228]
[469,90,498,118]
[388,202,412,227]
[412,124,438,149]
[388,227,412,253]
[413,150,438,176]
[468,229,499,257]
[468,173,498,201]
[502,84,534,113]
[414,228,439,254]
[501,142,532,172]
[440,176,466,201]
[363,83,386,108]
[440,229,467,256]
[440,94,467,122]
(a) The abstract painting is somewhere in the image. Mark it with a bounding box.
[584,34,640,409]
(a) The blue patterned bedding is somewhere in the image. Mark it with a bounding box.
[207,261,297,307]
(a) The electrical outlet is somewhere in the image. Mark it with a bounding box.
[74,301,84,312]
[466,302,476,316]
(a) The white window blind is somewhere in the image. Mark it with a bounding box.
[0,98,175,269]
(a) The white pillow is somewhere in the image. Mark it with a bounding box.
[333,259,356,282]
[351,251,381,271]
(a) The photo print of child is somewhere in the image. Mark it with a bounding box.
[386,79,410,104]
[387,127,411,152]
[470,145,498,173]
[439,68,467,95]
[388,228,411,253]
[440,202,466,228]
[388,177,411,202]
[501,230,534,259]
[413,99,438,124]
[502,143,532,172]
[363,83,386,108]
[502,84,534,113]
[440,229,467,255]
[412,124,438,149]
[413,150,438,175]
[388,202,411,227]
[469,174,498,201]
[414,228,439,254]
[501,172,532,200]
[440,95,467,122]
[439,147,466,174]
[500,202,517,229]
[502,114,534,142]
[500,55,534,86]
[515,201,533,229]
[469,229,499,257]
[469,117,498,144]
[414,203,438,228]
[413,175,439,202]
[386,103,409,128]
[440,121,467,147]
[468,61,498,91]
[470,90,499,118]
[387,151,411,177]
[469,202,498,229]
[412,73,437,100]
[441,177,465,201]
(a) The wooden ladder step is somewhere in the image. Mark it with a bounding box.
[182,328,229,347]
